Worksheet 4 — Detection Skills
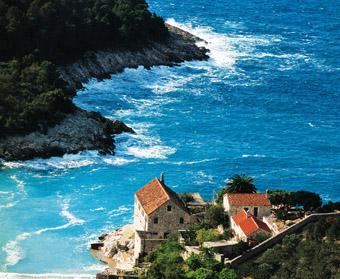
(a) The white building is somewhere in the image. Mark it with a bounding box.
[231,210,271,242]
[223,193,271,218]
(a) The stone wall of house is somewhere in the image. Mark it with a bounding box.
[223,195,271,218]
[133,196,148,231]
[134,231,166,261]
[134,231,142,260]
[228,205,271,219]
[147,200,192,236]
[230,219,247,242]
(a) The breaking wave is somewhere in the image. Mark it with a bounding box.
[0,273,95,279]
[242,154,266,158]
[2,198,85,268]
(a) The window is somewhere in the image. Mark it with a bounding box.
[153,217,158,224]
[179,217,184,224]
[167,205,172,211]
[244,207,249,212]
[254,207,258,217]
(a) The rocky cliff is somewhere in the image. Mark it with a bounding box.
[0,24,209,161]
[59,24,209,90]
[0,109,134,161]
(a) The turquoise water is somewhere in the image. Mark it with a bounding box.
[0,0,339,276]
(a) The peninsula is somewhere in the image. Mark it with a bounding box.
[0,1,209,161]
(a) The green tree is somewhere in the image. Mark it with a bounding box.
[204,205,229,228]
[145,238,185,279]
[252,231,270,244]
[218,268,238,279]
[195,229,221,244]
[226,174,256,193]
[186,268,217,279]
[292,190,322,211]
[215,187,227,205]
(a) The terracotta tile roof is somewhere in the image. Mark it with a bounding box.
[232,210,271,237]
[225,193,271,206]
[135,178,187,215]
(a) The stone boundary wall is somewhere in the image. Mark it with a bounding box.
[97,274,138,279]
[226,212,340,267]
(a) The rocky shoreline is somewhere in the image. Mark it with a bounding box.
[59,24,209,90]
[0,24,209,161]
[0,109,135,161]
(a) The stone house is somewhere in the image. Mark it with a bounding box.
[223,193,271,218]
[231,210,271,242]
[133,175,193,260]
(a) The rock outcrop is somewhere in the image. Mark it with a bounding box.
[91,225,136,273]
[0,24,209,161]
[59,24,209,90]
[0,109,135,161]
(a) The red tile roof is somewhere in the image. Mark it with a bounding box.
[226,193,271,206]
[232,210,271,237]
[135,178,187,215]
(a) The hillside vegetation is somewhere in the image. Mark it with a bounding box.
[0,0,167,136]
[238,216,340,279]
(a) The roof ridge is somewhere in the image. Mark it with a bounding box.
[156,178,171,200]
[250,216,259,230]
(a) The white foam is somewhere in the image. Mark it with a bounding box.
[167,18,237,68]
[36,199,85,234]
[165,18,311,74]
[0,191,11,195]
[126,145,176,159]
[2,197,86,268]
[2,232,31,268]
[90,207,105,212]
[89,185,103,191]
[103,157,137,166]
[308,122,315,128]
[242,154,266,158]
[9,175,25,192]
[108,205,131,217]
[193,171,214,185]
[24,152,98,171]
[148,75,195,95]
[0,201,19,209]
[47,159,94,169]
[82,264,105,272]
[172,158,218,165]
[2,162,25,169]
[0,273,95,279]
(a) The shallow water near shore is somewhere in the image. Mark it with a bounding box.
[0,0,339,275]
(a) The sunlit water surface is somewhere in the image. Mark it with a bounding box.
[0,0,339,276]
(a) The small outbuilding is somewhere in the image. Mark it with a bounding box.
[231,210,271,242]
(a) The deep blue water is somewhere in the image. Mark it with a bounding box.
[0,0,339,276]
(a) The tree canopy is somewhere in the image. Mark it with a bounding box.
[238,216,340,279]
[144,238,238,279]
[215,174,257,205]
[226,174,256,193]
[268,189,322,211]
[0,0,168,63]
[0,57,75,134]
[0,0,168,136]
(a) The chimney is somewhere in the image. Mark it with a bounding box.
[160,172,165,183]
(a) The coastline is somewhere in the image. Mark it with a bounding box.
[0,24,209,161]
[59,24,209,90]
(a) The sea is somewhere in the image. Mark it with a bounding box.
[0,0,339,277]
